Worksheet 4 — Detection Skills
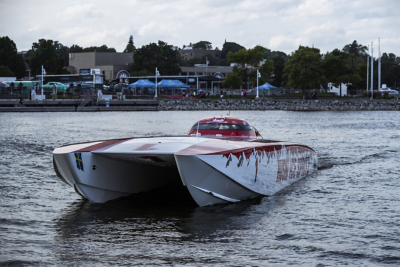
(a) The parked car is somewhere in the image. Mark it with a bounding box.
[42,82,68,94]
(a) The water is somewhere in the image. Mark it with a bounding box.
[1,111,400,266]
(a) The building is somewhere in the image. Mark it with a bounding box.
[178,46,220,62]
[180,65,233,78]
[67,52,133,81]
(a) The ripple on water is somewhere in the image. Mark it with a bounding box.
[1,111,400,266]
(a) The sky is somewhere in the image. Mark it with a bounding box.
[1,0,399,57]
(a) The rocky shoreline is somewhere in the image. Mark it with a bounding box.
[159,99,400,111]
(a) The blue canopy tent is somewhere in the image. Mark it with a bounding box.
[129,79,155,88]
[255,82,279,90]
[128,79,155,95]
[255,82,279,96]
[157,79,190,95]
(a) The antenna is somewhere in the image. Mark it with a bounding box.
[196,118,200,141]
[227,103,232,116]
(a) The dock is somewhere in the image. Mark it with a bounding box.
[0,99,159,112]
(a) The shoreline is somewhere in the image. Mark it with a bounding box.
[0,98,399,112]
[159,99,400,111]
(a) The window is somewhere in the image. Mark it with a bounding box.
[190,123,253,131]
[190,53,192,56]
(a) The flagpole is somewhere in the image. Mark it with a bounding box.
[378,38,381,91]
[366,45,369,92]
[370,42,373,100]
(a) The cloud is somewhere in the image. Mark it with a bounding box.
[0,0,399,56]
[63,3,103,20]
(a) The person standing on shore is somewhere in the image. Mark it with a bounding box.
[304,90,309,99]
[10,81,14,94]
[52,84,57,100]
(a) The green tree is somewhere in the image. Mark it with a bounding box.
[123,35,135,53]
[69,44,84,53]
[381,58,400,88]
[53,41,70,67]
[220,41,245,60]
[226,45,265,89]
[130,69,153,77]
[342,40,368,59]
[0,65,15,77]
[0,36,26,78]
[29,39,64,75]
[283,46,324,91]
[323,49,350,96]
[222,68,243,89]
[382,52,396,63]
[83,45,116,52]
[270,56,285,87]
[130,40,181,75]
[192,41,212,50]
[262,47,288,61]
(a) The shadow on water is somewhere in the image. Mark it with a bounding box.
[54,181,280,242]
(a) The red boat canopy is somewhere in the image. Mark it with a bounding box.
[187,116,260,139]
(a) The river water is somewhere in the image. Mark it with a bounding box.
[1,111,399,266]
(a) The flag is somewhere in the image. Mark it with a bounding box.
[206,59,209,65]
[156,70,160,76]
[74,153,84,171]
[42,68,46,75]
[257,69,261,78]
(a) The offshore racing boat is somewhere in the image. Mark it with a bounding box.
[53,117,318,206]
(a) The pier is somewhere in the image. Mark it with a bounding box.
[0,99,159,112]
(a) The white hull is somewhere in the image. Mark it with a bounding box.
[53,136,317,206]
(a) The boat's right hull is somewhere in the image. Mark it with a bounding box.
[175,143,317,206]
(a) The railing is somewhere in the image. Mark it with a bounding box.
[80,88,96,107]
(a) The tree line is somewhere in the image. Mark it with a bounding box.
[223,40,400,91]
[0,35,399,90]
[0,36,133,78]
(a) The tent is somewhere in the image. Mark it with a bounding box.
[255,82,279,90]
[157,79,190,88]
[128,79,155,88]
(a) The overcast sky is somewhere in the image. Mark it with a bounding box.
[1,0,399,57]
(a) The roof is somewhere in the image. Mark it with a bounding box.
[198,75,222,82]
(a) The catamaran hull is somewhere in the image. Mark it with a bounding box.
[53,137,317,206]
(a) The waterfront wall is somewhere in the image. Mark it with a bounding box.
[159,99,400,111]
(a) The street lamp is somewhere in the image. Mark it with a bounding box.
[155,67,160,98]
[41,65,46,95]
[206,57,208,75]
[256,69,261,99]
